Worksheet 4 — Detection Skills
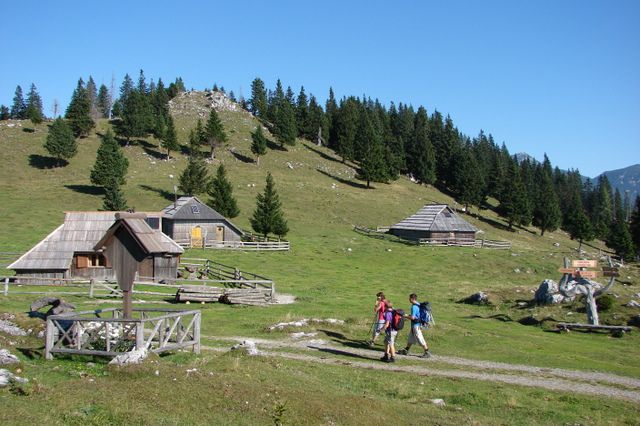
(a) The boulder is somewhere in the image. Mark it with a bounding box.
[0,349,20,365]
[108,348,148,366]
[460,292,490,305]
[0,320,27,336]
[30,297,75,316]
[534,279,558,304]
[628,315,640,328]
[0,369,28,387]
[625,300,640,308]
[231,340,261,356]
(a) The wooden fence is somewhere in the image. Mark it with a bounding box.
[418,238,511,249]
[173,239,290,251]
[44,308,201,359]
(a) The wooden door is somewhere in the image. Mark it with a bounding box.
[191,226,203,248]
[215,226,224,242]
[138,257,154,280]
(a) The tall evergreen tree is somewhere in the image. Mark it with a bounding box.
[102,178,128,211]
[179,154,209,196]
[451,141,484,210]
[608,189,635,260]
[11,85,27,119]
[356,110,387,188]
[204,108,228,159]
[44,118,77,165]
[65,78,95,137]
[274,98,297,147]
[295,86,309,138]
[116,90,154,144]
[532,159,562,236]
[630,196,640,256]
[325,87,338,148]
[86,76,99,119]
[25,83,44,124]
[568,207,594,252]
[160,115,180,160]
[591,175,613,240]
[500,159,532,229]
[250,172,288,238]
[306,95,327,145]
[251,125,268,165]
[333,97,359,162]
[407,106,436,184]
[207,164,240,218]
[249,78,268,118]
[97,84,112,118]
[0,105,9,120]
[90,129,129,186]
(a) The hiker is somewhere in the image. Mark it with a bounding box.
[398,293,431,358]
[368,292,386,346]
[380,300,398,362]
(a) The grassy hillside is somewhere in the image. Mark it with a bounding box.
[1,98,639,424]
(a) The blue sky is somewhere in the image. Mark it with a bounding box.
[1,0,638,177]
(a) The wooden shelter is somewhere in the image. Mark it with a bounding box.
[389,204,478,243]
[9,211,180,280]
[161,196,243,248]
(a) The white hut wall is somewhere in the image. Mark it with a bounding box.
[170,220,242,243]
[153,255,179,279]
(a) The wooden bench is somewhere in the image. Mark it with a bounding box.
[556,322,632,336]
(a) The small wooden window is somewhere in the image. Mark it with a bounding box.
[76,253,106,268]
[76,255,89,268]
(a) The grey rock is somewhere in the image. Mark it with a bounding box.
[30,297,75,316]
[231,340,261,356]
[460,292,489,305]
[0,369,28,387]
[625,300,640,308]
[0,320,27,336]
[108,348,148,366]
[0,349,20,365]
[534,279,558,304]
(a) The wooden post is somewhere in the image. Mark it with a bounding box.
[136,320,144,351]
[45,318,55,360]
[89,279,95,298]
[193,312,201,354]
[123,290,133,319]
[3,277,8,296]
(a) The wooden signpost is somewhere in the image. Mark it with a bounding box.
[571,260,598,268]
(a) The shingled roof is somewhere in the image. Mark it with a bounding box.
[391,204,478,233]
[161,196,243,234]
[95,213,184,254]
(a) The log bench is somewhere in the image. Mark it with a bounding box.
[556,322,632,336]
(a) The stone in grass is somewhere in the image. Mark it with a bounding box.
[108,348,148,366]
[0,320,27,336]
[0,369,28,387]
[231,340,261,356]
[459,292,490,305]
[429,398,446,407]
[0,349,20,365]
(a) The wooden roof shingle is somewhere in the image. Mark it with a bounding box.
[391,204,478,233]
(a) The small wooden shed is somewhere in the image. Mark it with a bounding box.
[94,212,184,281]
[161,196,243,248]
[389,204,478,243]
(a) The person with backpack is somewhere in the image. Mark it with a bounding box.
[398,293,432,358]
[368,292,386,346]
[380,300,400,363]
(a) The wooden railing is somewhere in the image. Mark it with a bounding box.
[44,308,201,359]
[418,238,511,249]
[173,238,290,251]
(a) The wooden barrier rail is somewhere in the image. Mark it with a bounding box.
[173,238,290,251]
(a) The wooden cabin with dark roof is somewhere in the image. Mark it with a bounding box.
[161,196,243,248]
[389,204,478,243]
[9,211,182,280]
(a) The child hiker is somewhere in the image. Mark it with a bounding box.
[398,293,431,358]
[368,292,386,346]
[380,300,397,363]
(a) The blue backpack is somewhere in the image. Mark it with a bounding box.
[419,302,434,327]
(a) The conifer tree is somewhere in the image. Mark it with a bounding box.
[0,105,9,120]
[307,95,327,145]
[451,142,484,210]
[334,97,358,162]
[116,90,154,144]
[86,76,99,119]
[160,115,180,160]
[44,118,77,165]
[608,189,635,260]
[408,106,436,184]
[532,161,562,236]
[568,207,594,252]
[296,86,309,138]
[179,154,209,196]
[90,129,129,186]
[207,164,240,218]
[97,84,112,118]
[251,125,267,165]
[591,175,613,240]
[204,108,227,159]
[500,160,532,229]
[356,110,387,188]
[251,172,288,238]
[25,83,44,124]
[102,177,127,211]
[630,196,640,255]
[325,87,338,147]
[65,78,95,137]
[249,78,268,118]
[11,85,27,119]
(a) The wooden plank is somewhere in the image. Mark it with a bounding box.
[556,323,631,332]
[575,270,597,279]
[571,260,598,268]
[558,268,576,274]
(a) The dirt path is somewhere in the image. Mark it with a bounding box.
[201,335,640,403]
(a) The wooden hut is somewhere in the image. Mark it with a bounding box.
[161,196,243,248]
[389,204,478,243]
[9,211,178,280]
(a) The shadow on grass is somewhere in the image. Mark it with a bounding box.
[16,346,43,360]
[142,145,166,160]
[308,346,375,361]
[317,329,373,351]
[22,127,35,133]
[267,139,288,152]
[29,154,67,169]
[474,214,512,232]
[139,184,174,202]
[303,143,342,164]
[352,228,417,247]
[229,149,254,164]
[317,169,369,189]
[65,184,103,196]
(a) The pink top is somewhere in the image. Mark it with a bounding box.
[377,301,386,321]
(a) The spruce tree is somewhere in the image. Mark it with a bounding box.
[630,196,640,255]
[451,142,484,210]
[90,129,129,186]
[296,86,309,138]
[204,108,227,159]
[207,164,240,218]
[65,78,95,137]
[274,98,297,147]
[0,105,9,120]
[532,160,562,236]
[179,154,209,196]
[500,160,532,229]
[250,125,267,165]
[160,115,180,159]
[356,110,387,188]
[249,78,268,118]
[116,90,154,144]
[102,177,128,211]
[25,83,44,124]
[591,175,613,240]
[334,97,358,162]
[251,172,288,238]
[86,76,99,119]
[408,106,436,184]
[44,118,77,165]
[11,85,27,119]
[608,189,635,260]
[97,84,112,118]
[568,207,594,252]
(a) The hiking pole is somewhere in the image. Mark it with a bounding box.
[367,313,378,343]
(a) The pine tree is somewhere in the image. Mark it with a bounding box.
[44,118,77,165]
[249,78,267,118]
[295,86,309,138]
[65,78,95,137]
[356,110,387,188]
[90,129,129,186]
[25,83,44,124]
[532,160,562,236]
[86,76,99,119]
[591,175,613,240]
[102,177,128,211]
[11,85,27,119]
[116,90,154,144]
[0,105,9,120]
[307,95,327,145]
[500,159,532,229]
[179,154,209,196]
[408,106,436,184]
[97,84,112,118]
[630,196,640,255]
[251,172,288,238]
[451,141,484,210]
[568,207,594,252]
[160,115,180,160]
[334,97,359,162]
[608,189,635,260]
[207,164,240,218]
[251,125,268,165]
[204,108,227,159]
[274,97,297,147]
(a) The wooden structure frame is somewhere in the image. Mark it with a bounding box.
[44,308,201,359]
[388,204,478,243]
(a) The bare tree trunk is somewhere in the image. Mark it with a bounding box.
[585,286,599,325]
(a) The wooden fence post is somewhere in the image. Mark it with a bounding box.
[3,277,8,296]
[89,279,95,298]
[193,312,201,354]
[45,318,55,360]
[135,321,144,351]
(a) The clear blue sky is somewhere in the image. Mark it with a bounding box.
[1,0,638,177]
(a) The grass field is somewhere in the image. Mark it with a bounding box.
[1,101,639,424]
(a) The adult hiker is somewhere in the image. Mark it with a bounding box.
[380,300,398,363]
[398,293,431,358]
[368,292,386,346]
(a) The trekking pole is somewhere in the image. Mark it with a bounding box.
[367,313,378,342]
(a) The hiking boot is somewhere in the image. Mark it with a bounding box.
[419,350,432,359]
[367,340,375,347]
[380,354,389,362]
[397,348,408,355]
[388,357,396,363]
